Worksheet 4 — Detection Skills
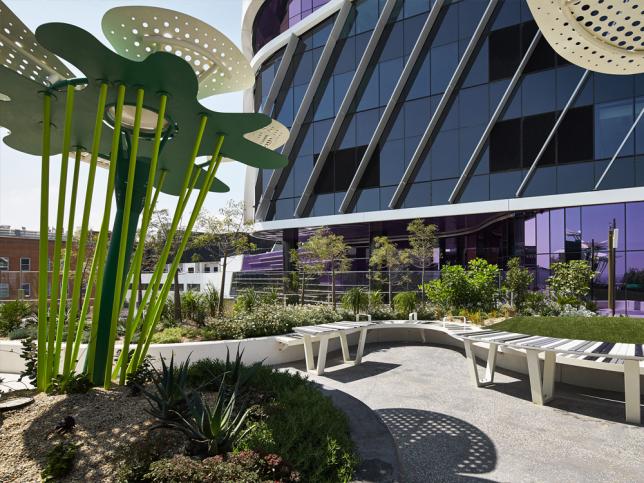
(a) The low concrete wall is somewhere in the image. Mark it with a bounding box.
[1,326,642,395]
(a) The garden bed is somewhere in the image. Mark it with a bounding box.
[490,316,644,344]
[0,361,357,482]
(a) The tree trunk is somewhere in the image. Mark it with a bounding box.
[388,266,393,307]
[421,265,425,304]
[300,272,305,305]
[331,266,336,310]
[218,253,227,316]
[173,269,182,323]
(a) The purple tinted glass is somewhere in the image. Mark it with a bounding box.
[536,212,549,254]
[581,204,625,250]
[626,201,644,251]
[550,209,564,256]
[253,0,332,53]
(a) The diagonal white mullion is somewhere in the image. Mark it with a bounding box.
[293,0,398,217]
[515,69,590,197]
[338,0,446,214]
[255,0,354,221]
[262,34,300,116]
[594,105,644,190]
[449,30,542,204]
[389,0,499,209]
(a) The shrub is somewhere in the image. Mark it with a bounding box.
[46,373,92,395]
[115,429,184,482]
[547,260,595,304]
[41,441,77,481]
[181,291,208,326]
[368,290,383,311]
[8,325,37,340]
[151,326,204,344]
[467,258,500,312]
[259,287,280,305]
[559,304,596,317]
[522,291,561,316]
[234,288,260,314]
[203,283,220,317]
[0,300,35,336]
[393,291,417,315]
[341,288,368,317]
[504,257,534,311]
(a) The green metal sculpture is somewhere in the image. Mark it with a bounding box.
[0,9,288,390]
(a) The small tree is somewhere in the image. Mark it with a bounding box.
[369,236,410,306]
[467,258,500,312]
[407,219,438,303]
[193,201,255,316]
[547,260,595,305]
[504,257,534,311]
[289,247,323,305]
[300,227,350,309]
[341,287,368,319]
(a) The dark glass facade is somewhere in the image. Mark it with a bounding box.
[253,0,644,220]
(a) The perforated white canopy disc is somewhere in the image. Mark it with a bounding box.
[102,6,254,99]
[0,0,74,86]
[244,119,289,150]
[527,0,644,74]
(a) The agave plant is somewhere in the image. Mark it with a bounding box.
[142,354,193,425]
[170,378,254,456]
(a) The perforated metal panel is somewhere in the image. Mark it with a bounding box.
[0,0,73,86]
[102,6,254,99]
[527,0,644,74]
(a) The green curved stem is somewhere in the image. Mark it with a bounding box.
[37,92,52,391]
[47,84,75,381]
[62,82,108,377]
[85,84,126,377]
[53,149,81,375]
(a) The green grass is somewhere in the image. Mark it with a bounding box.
[490,316,644,344]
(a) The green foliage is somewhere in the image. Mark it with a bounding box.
[46,373,93,395]
[203,283,220,317]
[234,288,260,314]
[115,429,184,482]
[341,287,369,317]
[369,236,411,305]
[407,219,438,299]
[490,315,644,344]
[521,291,561,316]
[142,354,193,424]
[126,354,155,395]
[150,326,202,344]
[424,259,500,313]
[393,291,418,315]
[0,299,35,336]
[181,290,208,326]
[41,441,77,482]
[368,290,383,310]
[547,260,595,304]
[169,382,253,456]
[259,287,280,305]
[504,257,534,311]
[18,336,37,386]
[8,325,37,340]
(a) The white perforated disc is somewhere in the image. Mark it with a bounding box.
[243,119,289,150]
[0,0,74,85]
[527,0,644,74]
[70,151,111,170]
[101,6,254,99]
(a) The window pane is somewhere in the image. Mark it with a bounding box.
[490,118,521,172]
[380,139,404,185]
[558,106,594,164]
[594,100,634,160]
[522,112,556,167]
[626,202,644,250]
[521,70,556,117]
[489,24,521,81]
[430,129,459,179]
[430,42,458,94]
[404,182,430,208]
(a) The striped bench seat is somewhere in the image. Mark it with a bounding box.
[458,329,643,424]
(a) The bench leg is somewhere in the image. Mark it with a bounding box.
[355,328,368,365]
[303,335,315,373]
[464,340,497,387]
[420,330,426,344]
[624,359,641,425]
[526,349,555,405]
[339,333,351,363]
[316,335,330,376]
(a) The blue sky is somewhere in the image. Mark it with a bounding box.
[0,1,246,230]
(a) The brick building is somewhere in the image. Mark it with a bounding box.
[0,226,61,300]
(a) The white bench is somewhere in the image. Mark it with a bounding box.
[276,317,480,375]
[458,329,644,425]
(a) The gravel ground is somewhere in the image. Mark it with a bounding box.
[292,342,644,483]
[0,386,155,482]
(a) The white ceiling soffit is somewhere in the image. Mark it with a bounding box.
[0,0,73,85]
[527,0,644,74]
[102,6,254,99]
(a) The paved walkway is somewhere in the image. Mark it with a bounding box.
[285,342,644,482]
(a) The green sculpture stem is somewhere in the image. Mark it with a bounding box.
[85,84,126,377]
[46,84,75,382]
[92,88,146,388]
[62,82,108,377]
[134,149,224,370]
[118,93,167,385]
[37,92,52,391]
[53,149,81,375]
[128,116,209,370]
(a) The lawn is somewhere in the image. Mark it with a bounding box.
[490,316,644,344]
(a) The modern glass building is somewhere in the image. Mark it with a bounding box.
[241,0,644,307]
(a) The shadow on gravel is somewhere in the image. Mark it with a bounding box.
[322,361,401,383]
[377,408,497,483]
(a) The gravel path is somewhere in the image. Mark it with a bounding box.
[291,342,644,483]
